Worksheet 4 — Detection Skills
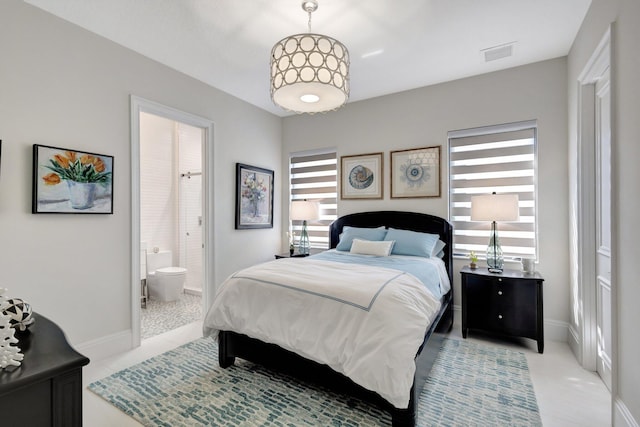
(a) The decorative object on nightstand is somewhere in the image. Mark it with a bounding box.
[290,200,320,255]
[470,192,519,273]
[0,289,24,369]
[461,266,544,353]
[469,251,478,269]
[522,257,535,274]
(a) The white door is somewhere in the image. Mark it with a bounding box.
[595,68,612,391]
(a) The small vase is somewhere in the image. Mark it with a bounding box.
[470,262,477,269]
[67,181,97,210]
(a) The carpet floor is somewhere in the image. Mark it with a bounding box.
[89,337,541,426]
[141,293,202,340]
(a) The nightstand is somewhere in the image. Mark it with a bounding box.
[274,248,324,259]
[461,266,544,353]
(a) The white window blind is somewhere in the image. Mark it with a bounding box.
[449,121,538,259]
[290,150,337,249]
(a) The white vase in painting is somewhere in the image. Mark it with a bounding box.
[67,181,97,210]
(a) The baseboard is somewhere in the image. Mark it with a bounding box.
[568,324,582,363]
[184,287,202,296]
[75,329,133,362]
[615,398,640,427]
[452,305,569,342]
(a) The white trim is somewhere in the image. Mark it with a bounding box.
[75,329,132,362]
[130,95,215,348]
[614,398,640,427]
[575,27,611,374]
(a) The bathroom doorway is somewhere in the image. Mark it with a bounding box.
[139,113,203,340]
[130,96,214,348]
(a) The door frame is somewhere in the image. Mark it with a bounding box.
[130,95,215,347]
[575,26,615,384]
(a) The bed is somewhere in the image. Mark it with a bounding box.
[204,211,454,427]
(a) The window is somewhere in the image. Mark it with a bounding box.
[448,120,537,260]
[290,150,337,248]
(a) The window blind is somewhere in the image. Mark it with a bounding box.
[290,150,337,249]
[449,121,537,259]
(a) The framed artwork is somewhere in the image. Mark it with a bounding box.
[235,163,274,229]
[340,152,383,199]
[32,144,114,214]
[390,145,441,198]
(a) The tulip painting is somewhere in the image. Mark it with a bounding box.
[33,144,114,214]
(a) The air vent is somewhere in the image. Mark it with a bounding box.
[481,42,516,62]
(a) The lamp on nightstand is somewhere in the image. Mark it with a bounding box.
[290,200,320,255]
[471,192,519,273]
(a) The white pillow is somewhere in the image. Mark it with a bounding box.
[350,239,395,256]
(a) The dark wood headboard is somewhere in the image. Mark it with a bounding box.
[329,211,454,287]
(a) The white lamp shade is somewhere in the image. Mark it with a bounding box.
[290,200,320,221]
[470,194,520,222]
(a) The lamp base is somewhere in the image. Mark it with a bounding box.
[488,267,503,274]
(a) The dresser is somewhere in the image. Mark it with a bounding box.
[0,313,90,426]
[461,266,544,353]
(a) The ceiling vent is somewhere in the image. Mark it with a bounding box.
[481,42,516,62]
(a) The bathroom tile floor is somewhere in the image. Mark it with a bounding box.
[140,292,202,340]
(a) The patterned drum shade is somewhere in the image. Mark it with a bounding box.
[270,33,349,114]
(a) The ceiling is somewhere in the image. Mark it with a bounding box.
[25,0,591,117]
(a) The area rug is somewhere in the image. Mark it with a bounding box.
[88,337,541,426]
[141,293,202,340]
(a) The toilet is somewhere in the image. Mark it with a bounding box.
[146,250,187,302]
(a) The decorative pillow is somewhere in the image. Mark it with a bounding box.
[384,228,440,258]
[433,239,447,258]
[336,226,387,251]
[350,239,395,256]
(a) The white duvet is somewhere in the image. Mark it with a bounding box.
[203,256,444,408]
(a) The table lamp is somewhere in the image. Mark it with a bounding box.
[290,200,320,255]
[470,192,519,273]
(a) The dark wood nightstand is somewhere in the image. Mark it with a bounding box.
[274,248,324,259]
[461,266,545,353]
[0,313,89,425]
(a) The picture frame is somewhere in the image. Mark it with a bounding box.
[32,144,114,214]
[340,152,383,199]
[390,145,441,198]
[235,163,274,229]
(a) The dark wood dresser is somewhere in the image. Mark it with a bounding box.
[0,313,90,426]
[461,266,545,353]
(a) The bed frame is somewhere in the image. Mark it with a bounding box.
[218,211,454,427]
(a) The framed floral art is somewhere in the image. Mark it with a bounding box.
[340,152,383,199]
[32,144,114,214]
[235,163,274,229]
[390,145,441,198]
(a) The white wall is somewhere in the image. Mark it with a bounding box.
[0,0,282,352]
[568,0,640,425]
[282,58,570,342]
[140,112,178,258]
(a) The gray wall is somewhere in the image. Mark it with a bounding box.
[282,58,570,342]
[568,0,640,424]
[0,0,282,350]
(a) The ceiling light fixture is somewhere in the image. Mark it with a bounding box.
[270,0,350,114]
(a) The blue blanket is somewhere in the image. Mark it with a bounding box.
[310,250,445,298]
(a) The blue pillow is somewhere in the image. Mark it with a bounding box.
[433,239,446,258]
[336,226,387,251]
[384,228,440,258]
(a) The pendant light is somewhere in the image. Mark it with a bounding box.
[270,0,350,114]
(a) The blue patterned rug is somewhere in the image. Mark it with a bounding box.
[88,337,541,426]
